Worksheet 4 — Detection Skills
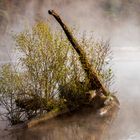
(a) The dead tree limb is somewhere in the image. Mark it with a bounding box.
[48,10,109,96]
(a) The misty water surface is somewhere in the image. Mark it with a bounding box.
[1,51,140,140]
[1,0,140,140]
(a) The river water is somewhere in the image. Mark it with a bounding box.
[1,0,140,139]
[107,49,140,140]
[0,49,140,140]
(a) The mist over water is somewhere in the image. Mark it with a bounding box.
[1,0,140,139]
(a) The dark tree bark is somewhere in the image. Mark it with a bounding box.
[48,10,109,96]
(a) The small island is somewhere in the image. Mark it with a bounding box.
[0,9,119,139]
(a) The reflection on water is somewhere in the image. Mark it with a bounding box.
[0,106,118,140]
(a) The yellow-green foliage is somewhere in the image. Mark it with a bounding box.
[0,64,24,124]
[0,22,114,124]
[16,22,73,99]
[80,35,114,89]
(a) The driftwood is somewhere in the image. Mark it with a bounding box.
[48,10,109,97]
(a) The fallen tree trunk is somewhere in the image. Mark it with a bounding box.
[48,10,109,97]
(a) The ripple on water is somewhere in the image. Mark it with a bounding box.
[124,131,140,140]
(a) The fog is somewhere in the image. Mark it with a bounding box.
[0,0,140,139]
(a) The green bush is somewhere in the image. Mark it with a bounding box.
[0,64,24,124]
[0,22,114,124]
